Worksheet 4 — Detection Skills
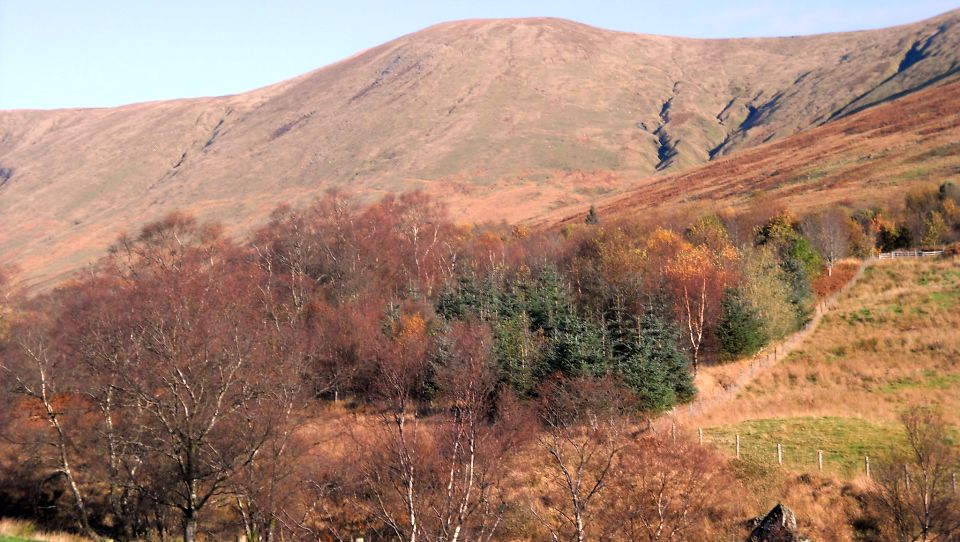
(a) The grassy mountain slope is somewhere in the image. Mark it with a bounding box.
[571,77,960,227]
[2,11,960,286]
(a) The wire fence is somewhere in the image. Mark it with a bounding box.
[662,257,875,425]
[654,422,960,488]
[878,250,945,259]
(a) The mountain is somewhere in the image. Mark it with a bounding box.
[2,10,960,286]
[559,78,960,227]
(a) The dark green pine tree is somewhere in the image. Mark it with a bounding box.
[493,313,544,396]
[585,205,600,225]
[716,288,766,361]
[436,272,515,322]
[524,266,571,335]
[545,313,611,378]
[607,305,696,411]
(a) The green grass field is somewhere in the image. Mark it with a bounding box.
[704,416,904,478]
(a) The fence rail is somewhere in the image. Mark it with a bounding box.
[663,423,960,487]
[661,257,875,427]
[878,250,944,259]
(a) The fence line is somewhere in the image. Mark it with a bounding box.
[682,427,960,484]
[644,253,958,486]
[878,250,944,259]
[657,257,876,430]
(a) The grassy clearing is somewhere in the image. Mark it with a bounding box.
[696,257,960,429]
[691,257,960,482]
[704,416,903,479]
[0,519,86,542]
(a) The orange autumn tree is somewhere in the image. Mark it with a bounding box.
[653,228,738,373]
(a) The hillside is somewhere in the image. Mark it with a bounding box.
[575,76,960,226]
[2,10,960,286]
[694,257,960,476]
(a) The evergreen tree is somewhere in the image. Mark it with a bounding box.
[436,272,516,322]
[524,267,571,334]
[717,288,765,361]
[544,312,611,378]
[585,205,600,225]
[605,304,695,411]
[493,313,544,396]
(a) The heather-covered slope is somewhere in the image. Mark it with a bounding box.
[2,10,960,286]
[577,78,960,226]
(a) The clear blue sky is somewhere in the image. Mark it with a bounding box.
[1,0,957,110]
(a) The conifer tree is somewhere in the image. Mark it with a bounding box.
[717,288,765,361]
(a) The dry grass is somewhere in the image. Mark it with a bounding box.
[581,77,960,229]
[0,519,88,542]
[3,13,960,289]
[683,251,960,537]
[700,257,960,427]
[687,256,960,488]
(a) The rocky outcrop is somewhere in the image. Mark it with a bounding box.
[749,503,810,542]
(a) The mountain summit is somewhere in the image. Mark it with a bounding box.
[2,10,959,285]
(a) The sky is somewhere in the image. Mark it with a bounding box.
[1,0,958,110]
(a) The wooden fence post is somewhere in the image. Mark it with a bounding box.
[818,450,823,473]
[736,434,741,460]
[698,427,703,446]
[904,464,910,492]
[865,455,871,479]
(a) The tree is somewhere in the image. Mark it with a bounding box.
[877,220,912,252]
[606,305,695,411]
[740,246,798,341]
[803,209,850,277]
[584,205,600,225]
[755,214,819,323]
[663,241,735,373]
[0,320,99,540]
[686,214,732,255]
[360,321,512,542]
[870,407,960,541]
[106,214,294,542]
[905,185,941,246]
[921,212,948,247]
[716,288,765,361]
[532,378,631,542]
[602,435,744,541]
[493,312,546,396]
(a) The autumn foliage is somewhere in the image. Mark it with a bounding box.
[1,185,956,540]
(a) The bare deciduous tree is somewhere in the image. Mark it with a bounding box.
[105,215,294,542]
[604,435,742,541]
[871,407,960,542]
[1,325,99,540]
[359,321,511,542]
[532,378,630,542]
[803,209,850,276]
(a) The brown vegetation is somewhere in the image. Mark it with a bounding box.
[4,11,960,287]
[2,178,958,540]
